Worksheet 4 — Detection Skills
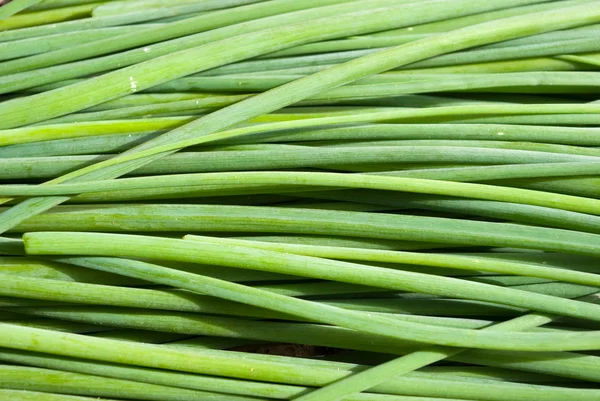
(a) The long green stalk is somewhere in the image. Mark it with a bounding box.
[93,0,264,15]
[403,38,600,69]
[0,117,192,147]
[294,293,600,401]
[0,25,160,61]
[297,191,600,234]
[46,94,250,124]
[202,42,600,75]
[0,2,97,30]
[0,339,595,397]
[21,234,600,348]
[399,56,587,74]
[3,171,598,215]
[0,0,44,19]
[2,2,599,238]
[3,271,591,318]
[0,273,295,319]
[0,364,255,401]
[0,306,430,353]
[0,302,598,386]
[374,161,600,181]
[2,322,600,401]
[269,26,600,58]
[182,234,600,286]
[92,0,252,16]
[453,113,600,125]
[2,1,600,396]
[2,306,590,356]
[2,123,598,158]
[0,0,310,74]
[29,0,117,11]
[3,146,597,180]
[0,255,291,283]
[372,0,594,36]
[90,71,600,93]
[40,72,600,123]
[32,102,600,178]
[0,0,475,96]
[0,390,122,401]
[0,359,469,401]
[13,205,600,256]
[0,0,272,42]
[3,317,103,334]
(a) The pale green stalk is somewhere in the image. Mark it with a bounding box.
[0,0,269,74]
[297,191,600,234]
[0,256,289,283]
[0,357,467,401]
[35,102,600,182]
[266,35,430,58]
[41,72,600,123]
[0,0,435,93]
[373,0,597,36]
[270,25,600,58]
[0,0,541,121]
[0,25,160,61]
[403,38,600,68]
[2,271,589,318]
[3,326,598,401]
[320,141,600,158]
[93,71,600,93]
[0,146,596,180]
[4,123,597,156]
[203,40,600,75]
[45,94,251,124]
[294,294,600,401]
[0,390,122,401]
[21,233,600,347]
[0,0,270,42]
[0,364,254,401]
[0,1,598,239]
[398,56,585,74]
[3,171,598,215]
[453,114,600,125]
[0,0,44,19]
[13,205,600,256]
[92,0,264,16]
[29,0,116,11]
[183,234,600,287]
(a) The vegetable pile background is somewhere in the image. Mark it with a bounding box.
[1,0,600,400]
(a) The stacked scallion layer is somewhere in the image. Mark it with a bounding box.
[1,0,600,400]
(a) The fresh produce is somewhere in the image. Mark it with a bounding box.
[1,0,600,400]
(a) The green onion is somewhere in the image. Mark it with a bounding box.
[2,1,600,398]
[20,233,600,348]
[0,0,44,20]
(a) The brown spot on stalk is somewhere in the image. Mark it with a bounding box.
[230,343,340,358]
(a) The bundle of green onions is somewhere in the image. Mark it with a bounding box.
[2,0,600,400]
